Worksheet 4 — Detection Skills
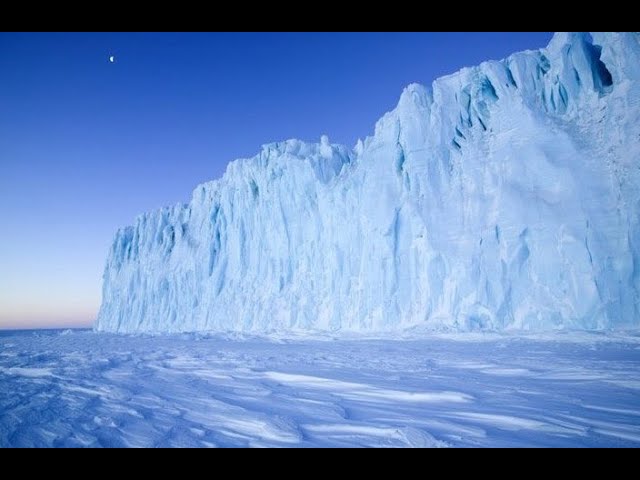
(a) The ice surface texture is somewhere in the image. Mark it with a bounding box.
[96,32,640,333]
[2,330,640,447]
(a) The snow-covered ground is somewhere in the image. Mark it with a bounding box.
[1,329,639,447]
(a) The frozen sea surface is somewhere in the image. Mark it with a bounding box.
[1,329,639,447]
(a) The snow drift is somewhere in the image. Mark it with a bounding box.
[96,32,640,333]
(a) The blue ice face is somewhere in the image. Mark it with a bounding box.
[96,32,640,334]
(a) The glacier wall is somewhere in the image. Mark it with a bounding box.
[96,32,640,333]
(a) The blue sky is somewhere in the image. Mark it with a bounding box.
[0,32,553,328]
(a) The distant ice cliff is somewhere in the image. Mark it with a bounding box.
[96,32,640,333]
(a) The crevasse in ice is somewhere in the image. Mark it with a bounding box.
[96,32,640,333]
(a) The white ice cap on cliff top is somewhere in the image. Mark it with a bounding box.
[546,32,593,53]
[320,134,332,158]
[397,83,431,110]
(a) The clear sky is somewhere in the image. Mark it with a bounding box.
[0,32,553,329]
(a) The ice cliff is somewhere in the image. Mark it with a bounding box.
[96,32,640,333]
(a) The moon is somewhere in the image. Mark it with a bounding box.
[109,55,115,63]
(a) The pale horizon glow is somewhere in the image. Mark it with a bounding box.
[0,317,92,330]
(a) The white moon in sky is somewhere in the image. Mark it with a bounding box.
[109,55,115,63]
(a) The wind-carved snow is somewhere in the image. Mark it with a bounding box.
[1,330,640,447]
[96,32,640,334]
